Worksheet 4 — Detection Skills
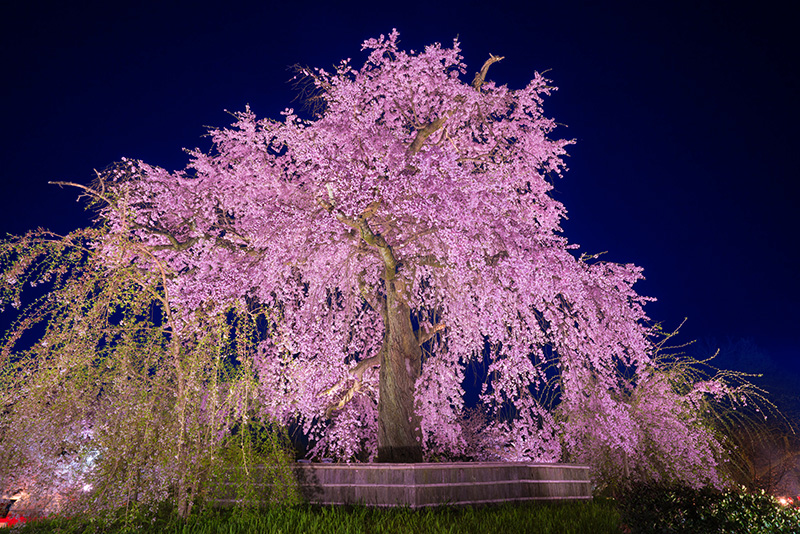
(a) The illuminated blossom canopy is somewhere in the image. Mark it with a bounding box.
[94,31,726,479]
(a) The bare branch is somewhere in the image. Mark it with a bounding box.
[290,64,330,116]
[471,54,505,90]
[49,180,113,207]
[579,251,608,263]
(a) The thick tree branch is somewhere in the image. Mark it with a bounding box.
[131,223,199,251]
[357,272,380,312]
[471,54,505,90]
[317,194,398,282]
[415,323,446,346]
[325,380,361,418]
[323,355,381,396]
[414,254,447,268]
[356,219,398,280]
[406,56,501,158]
[317,197,361,230]
[407,116,448,156]
[323,353,381,417]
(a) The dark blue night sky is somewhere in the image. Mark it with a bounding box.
[2,2,798,389]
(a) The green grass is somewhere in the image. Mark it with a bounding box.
[11,500,621,534]
[13,489,800,533]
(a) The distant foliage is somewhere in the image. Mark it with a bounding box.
[618,482,800,533]
[559,331,774,493]
[691,337,800,495]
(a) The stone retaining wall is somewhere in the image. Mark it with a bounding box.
[215,462,592,508]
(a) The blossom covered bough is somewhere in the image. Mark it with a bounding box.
[94,31,744,471]
[1,31,769,505]
[94,31,741,471]
[99,31,628,463]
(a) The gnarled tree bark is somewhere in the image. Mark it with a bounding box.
[376,278,423,462]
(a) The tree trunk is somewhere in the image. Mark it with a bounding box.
[350,216,423,462]
[376,279,423,462]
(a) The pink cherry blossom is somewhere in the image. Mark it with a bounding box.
[78,32,749,486]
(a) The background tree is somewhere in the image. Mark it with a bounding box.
[0,223,298,518]
[691,338,800,496]
[556,327,775,495]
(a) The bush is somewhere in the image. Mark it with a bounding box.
[618,482,800,533]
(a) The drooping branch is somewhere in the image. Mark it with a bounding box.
[50,180,113,208]
[50,180,201,253]
[290,64,332,116]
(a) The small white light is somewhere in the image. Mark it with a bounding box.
[82,484,92,492]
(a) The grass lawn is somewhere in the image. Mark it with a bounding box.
[9,487,800,533]
[9,499,621,534]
